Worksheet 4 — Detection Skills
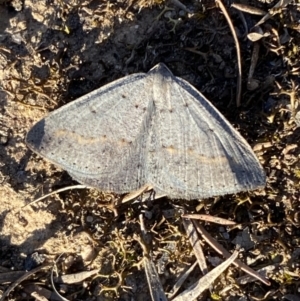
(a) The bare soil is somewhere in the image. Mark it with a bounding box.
[0,0,300,300]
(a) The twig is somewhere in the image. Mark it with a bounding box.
[215,0,242,107]
[247,42,260,91]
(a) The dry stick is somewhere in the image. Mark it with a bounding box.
[248,42,260,79]
[0,264,52,301]
[247,42,260,91]
[194,222,271,286]
[236,10,249,38]
[215,0,242,107]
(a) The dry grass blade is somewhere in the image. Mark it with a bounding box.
[237,264,276,285]
[182,218,208,274]
[50,254,70,301]
[231,3,266,16]
[215,0,242,107]
[0,271,27,284]
[167,261,198,299]
[120,184,154,203]
[139,214,168,301]
[182,214,236,225]
[254,0,293,27]
[144,257,168,301]
[20,184,87,210]
[172,251,239,300]
[194,222,271,286]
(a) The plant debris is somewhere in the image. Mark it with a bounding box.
[0,0,300,300]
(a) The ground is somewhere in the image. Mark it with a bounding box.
[0,0,300,300]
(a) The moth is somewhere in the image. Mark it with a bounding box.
[26,63,265,200]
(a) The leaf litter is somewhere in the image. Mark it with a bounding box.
[0,0,300,300]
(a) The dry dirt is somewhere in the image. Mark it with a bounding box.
[0,0,300,300]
